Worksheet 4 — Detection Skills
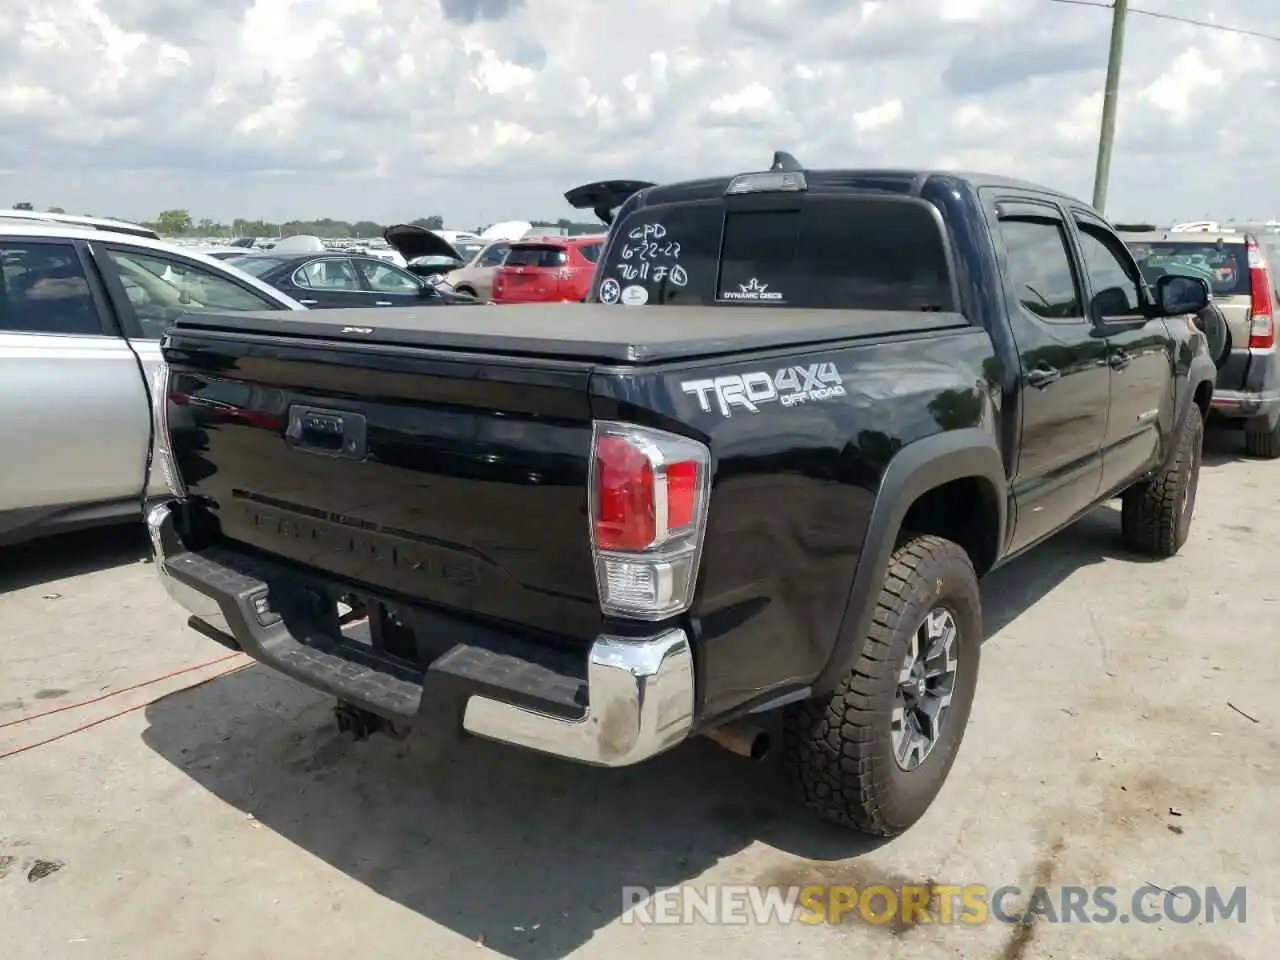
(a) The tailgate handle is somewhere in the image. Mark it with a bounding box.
[285,405,368,460]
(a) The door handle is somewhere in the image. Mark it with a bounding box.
[1027,366,1061,388]
[374,301,392,306]
[298,299,318,306]
[1109,351,1131,370]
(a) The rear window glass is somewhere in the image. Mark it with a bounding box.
[594,196,955,311]
[506,245,567,268]
[1126,240,1250,296]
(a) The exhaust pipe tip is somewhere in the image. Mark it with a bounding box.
[704,722,771,761]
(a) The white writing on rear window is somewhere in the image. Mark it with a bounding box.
[616,262,689,285]
[614,221,687,286]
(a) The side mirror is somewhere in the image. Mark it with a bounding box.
[1155,274,1210,316]
[418,275,443,296]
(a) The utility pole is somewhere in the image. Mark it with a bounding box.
[1092,0,1129,212]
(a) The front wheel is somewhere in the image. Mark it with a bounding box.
[781,535,981,837]
[1120,409,1203,556]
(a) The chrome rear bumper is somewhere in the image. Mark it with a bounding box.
[146,500,695,767]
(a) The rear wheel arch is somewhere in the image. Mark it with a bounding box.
[813,429,1006,695]
[1192,379,1213,420]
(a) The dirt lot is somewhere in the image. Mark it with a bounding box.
[0,432,1275,960]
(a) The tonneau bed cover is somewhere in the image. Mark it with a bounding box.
[170,303,972,364]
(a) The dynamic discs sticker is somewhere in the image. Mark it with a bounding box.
[621,284,649,306]
[599,278,621,303]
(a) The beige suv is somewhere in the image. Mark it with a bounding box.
[447,240,511,301]
[1123,228,1280,457]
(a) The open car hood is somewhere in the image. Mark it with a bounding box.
[382,224,464,262]
[564,180,657,225]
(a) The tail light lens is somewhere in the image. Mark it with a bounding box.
[151,361,187,499]
[1247,239,1274,349]
[589,421,711,620]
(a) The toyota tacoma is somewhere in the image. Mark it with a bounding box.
[146,155,1215,836]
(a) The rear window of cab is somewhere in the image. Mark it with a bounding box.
[593,194,956,311]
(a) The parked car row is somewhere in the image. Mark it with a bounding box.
[385,223,609,304]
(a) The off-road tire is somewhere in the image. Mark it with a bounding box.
[1121,408,1203,556]
[781,535,982,837]
[1244,421,1280,459]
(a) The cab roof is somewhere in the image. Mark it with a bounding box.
[635,168,1085,209]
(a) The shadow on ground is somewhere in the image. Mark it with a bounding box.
[0,523,148,593]
[981,503,1140,636]
[143,676,879,959]
[1202,423,1253,467]
[140,502,1156,959]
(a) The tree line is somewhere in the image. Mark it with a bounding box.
[10,202,600,239]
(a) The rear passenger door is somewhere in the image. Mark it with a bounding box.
[0,237,151,519]
[987,199,1111,552]
[351,257,433,307]
[1070,211,1176,492]
[290,257,374,308]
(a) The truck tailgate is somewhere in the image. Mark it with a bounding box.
[164,330,603,645]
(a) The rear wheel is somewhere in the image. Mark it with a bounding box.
[1121,408,1203,556]
[781,535,981,837]
[1244,420,1280,459]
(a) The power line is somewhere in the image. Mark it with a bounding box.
[1045,0,1280,42]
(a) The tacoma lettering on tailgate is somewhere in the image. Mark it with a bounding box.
[244,502,486,591]
[681,362,846,417]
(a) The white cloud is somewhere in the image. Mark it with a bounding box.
[0,0,1275,226]
[853,98,904,133]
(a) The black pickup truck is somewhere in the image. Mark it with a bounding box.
[146,157,1216,838]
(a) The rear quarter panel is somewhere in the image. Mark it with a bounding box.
[590,327,1000,722]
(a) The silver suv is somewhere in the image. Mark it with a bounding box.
[1123,228,1280,456]
[0,217,306,546]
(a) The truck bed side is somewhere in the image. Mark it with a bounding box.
[586,325,1002,719]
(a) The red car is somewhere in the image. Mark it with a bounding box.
[492,235,605,303]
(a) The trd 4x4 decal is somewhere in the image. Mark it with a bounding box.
[681,362,846,417]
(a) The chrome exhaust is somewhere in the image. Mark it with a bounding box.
[704,721,771,760]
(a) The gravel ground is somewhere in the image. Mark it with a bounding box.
[0,430,1275,960]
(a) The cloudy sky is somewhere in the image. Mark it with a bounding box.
[0,0,1276,228]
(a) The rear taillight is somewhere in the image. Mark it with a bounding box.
[151,361,187,499]
[588,421,711,620]
[1247,239,1274,349]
